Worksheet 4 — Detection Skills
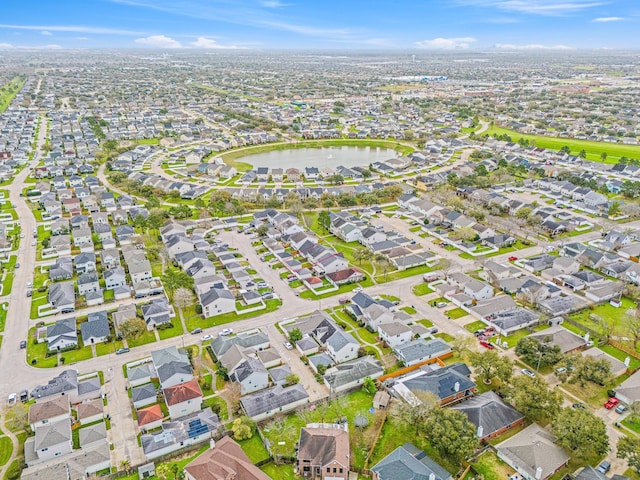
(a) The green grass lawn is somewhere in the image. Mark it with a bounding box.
[418,319,434,328]
[95,339,124,357]
[464,320,487,333]
[1,272,14,296]
[239,435,270,463]
[446,307,468,319]
[375,264,434,283]
[158,321,184,340]
[621,416,640,435]
[561,375,625,408]
[400,306,417,315]
[127,329,157,348]
[186,299,283,332]
[569,298,637,349]
[0,436,12,467]
[599,344,640,370]
[483,125,640,163]
[412,283,434,296]
[26,328,59,368]
[472,450,516,480]
[260,463,296,479]
[61,343,94,364]
[299,278,373,300]
[202,395,229,421]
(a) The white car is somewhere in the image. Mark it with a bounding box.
[353,287,363,293]
[200,334,214,342]
[7,393,16,406]
[521,368,536,378]
[284,342,293,350]
[219,328,233,336]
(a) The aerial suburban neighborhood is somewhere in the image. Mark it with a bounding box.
[0,15,640,480]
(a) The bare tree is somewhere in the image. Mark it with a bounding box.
[626,312,640,349]
[173,287,195,311]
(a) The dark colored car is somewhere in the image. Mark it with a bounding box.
[19,340,27,349]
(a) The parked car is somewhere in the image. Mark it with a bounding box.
[430,327,439,334]
[257,282,268,288]
[521,368,536,378]
[474,329,485,337]
[19,340,26,349]
[26,291,32,297]
[572,403,585,409]
[353,287,363,293]
[555,367,567,374]
[7,393,16,406]
[615,404,627,414]
[220,328,233,336]
[436,302,447,308]
[508,256,518,261]
[479,340,494,350]
[596,462,611,474]
[190,327,203,334]
[284,342,293,350]
[14,263,19,269]
[201,334,214,342]
[604,397,620,409]
[19,390,28,403]
[115,347,130,355]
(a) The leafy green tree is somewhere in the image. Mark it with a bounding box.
[568,355,613,387]
[318,210,331,232]
[469,350,513,385]
[390,392,438,435]
[579,149,587,159]
[231,416,255,440]
[552,407,609,458]
[608,201,621,217]
[285,374,300,386]
[515,206,532,221]
[119,318,147,340]
[617,435,640,474]
[162,268,194,302]
[424,408,478,461]
[317,364,328,376]
[600,152,608,161]
[515,337,563,369]
[505,375,562,423]
[474,164,488,176]
[256,224,269,237]
[289,328,303,343]
[560,145,571,154]
[362,376,376,395]
[352,247,369,266]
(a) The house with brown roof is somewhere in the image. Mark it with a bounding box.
[163,379,203,419]
[28,396,70,431]
[296,424,350,480]
[184,436,270,480]
[137,404,164,432]
[326,267,365,285]
[76,398,104,425]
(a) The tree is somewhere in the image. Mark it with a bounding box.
[352,247,369,266]
[391,392,437,435]
[362,376,376,395]
[608,201,621,217]
[289,328,303,343]
[560,145,571,154]
[451,335,474,358]
[515,337,563,369]
[505,375,562,423]
[162,268,193,302]
[119,318,147,340]
[617,435,640,474]
[256,224,269,237]
[579,149,587,159]
[424,408,478,461]
[469,350,513,385]
[174,287,195,311]
[231,416,256,441]
[600,152,608,161]
[628,400,640,422]
[568,355,613,387]
[625,312,640,349]
[375,254,391,281]
[552,407,609,458]
[285,374,299,386]
[451,226,477,242]
[318,210,331,232]
[515,206,532,221]
[317,364,328,376]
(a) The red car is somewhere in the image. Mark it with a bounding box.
[508,256,518,261]
[604,397,619,409]
[479,340,495,350]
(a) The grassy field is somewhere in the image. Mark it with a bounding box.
[0,77,26,112]
[569,298,637,350]
[412,283,434,296]
[445,307,469,319]
[260,463,296,479]
[472,450,516,480]
[483,125,640,163]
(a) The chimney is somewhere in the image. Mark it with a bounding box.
[535,467,543,480]
[477,426,484,438]
[429,473,436,480]
[454,382,460,393]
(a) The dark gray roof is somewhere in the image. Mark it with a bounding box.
[241,383,308,418]
[371,443,453,480]
[451,391,524,437]
[32,369,78,399]
[394,338,452,364]
[574,466,609,480]
[80,317,110,341]
[78,376,101,396]
[323,357,384,390]
[211,331,269,357]
[230,358,268,383]
[399,362,475,401]
[131,383,157,403]
[141,408,219,456]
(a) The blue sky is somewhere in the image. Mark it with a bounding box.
[0,0,638,50]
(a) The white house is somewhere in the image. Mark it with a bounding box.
[378,322,413,349]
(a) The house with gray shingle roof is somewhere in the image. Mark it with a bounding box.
[79,422,107,448]
[451,391,525,440]
[80,312,110,345]
[371,443,453,480]
[29,418,72,464]
[393,338,452,367]
[323,356,384,394]
[131,383,158,409]
[46,317,77,351]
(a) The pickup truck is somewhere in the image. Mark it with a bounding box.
[604,397,619,409]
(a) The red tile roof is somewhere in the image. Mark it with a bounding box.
[163,378,202,406]
[137,404,163,426]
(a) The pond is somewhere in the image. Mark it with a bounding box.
[241,146,398,169]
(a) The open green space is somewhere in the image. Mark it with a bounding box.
[0,77,26,112]
[0,436,12,467]
[621,416,640,435]
[599,344,640,370]
[483,125,640,163]
[569,298,637,350]
[464,320,487,333]
[184,299,282,333]
[158,321,184,340]
[412,283,434,296]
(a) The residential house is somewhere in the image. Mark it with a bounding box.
[104,266,127,290]
[393,338,452,367]
[199,288,235,318]
[46,317,77,351]
[240,383,309,422]
[163,379,203,419]
[77,272,100,296]
[392,362,476,406]
[378,322,413,349]
[451,391,525,440]
[80,311,110,345]
[28,396,70,432]
[230,358,269,395]
[323,357,384,394]
[141,297,173,329]
[371,443,453,480]
[296,424,350,480]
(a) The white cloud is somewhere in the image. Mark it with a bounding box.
[135,35,182,48]
[593,16,623,22]
[191,37,242,49]
[40,30,52,36]
[259,0,288,7]
[495,43,574,50]
[0,24,143,35]
[0,43,12,48]
[455,1,604,16]
[415,37,477,49]
[43,44,62,49]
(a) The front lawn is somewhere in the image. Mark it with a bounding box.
[445,307,468,319]
[158,321,184,340]
[464,320,487,333]
[621,416,640,435]
[60,345,94,364]
[412,283,434,296]
[127,329,157,348]
[375,264,433,283]
[186,299,283,332]
[95,339,125,357]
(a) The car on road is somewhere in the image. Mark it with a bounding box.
[219,328,233,336]
[353,287,363,293]
[555,367,567,374]
[27,282,32,288]
[615,404,627,414]
[508,256,518,261]
[284,342,293,350]
[200,334,214,342]
[15,263,19,269]
[521,368,536,378]
[604,397,620,409]
[596,462,611,474]
[19,233,24,238]
[26,290,32,297]
[261,292,275,299]
[7,393,16,406]
[19,340,26,349]
[190,328,203,334]
[19,390,28,403]
[31,241,36,246]
[257,282,268,288]
[479,340,494,350]
[572,403,585,409]
[115,347,130,355]
[430,327,439,334]
[438,242,447,247]
[474,329,486,337]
